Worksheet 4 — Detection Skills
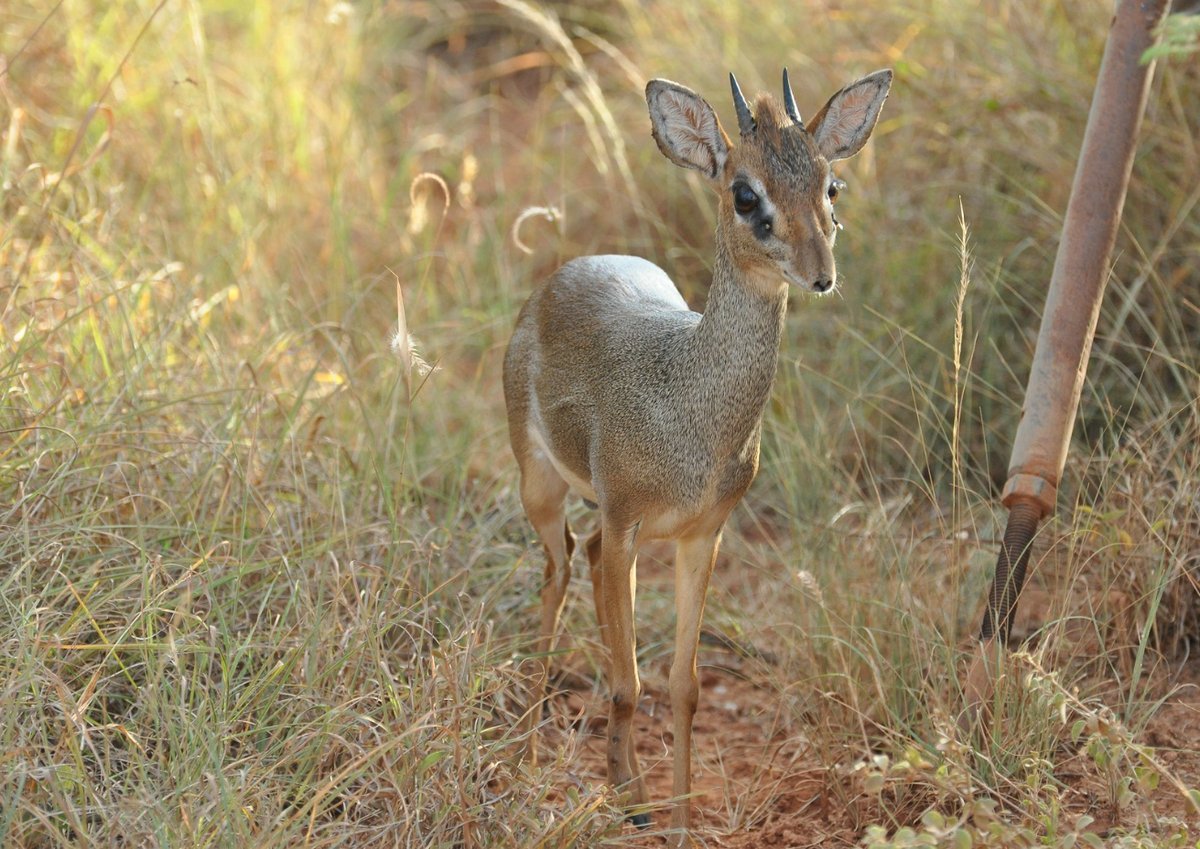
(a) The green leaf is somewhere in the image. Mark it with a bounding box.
[1134,765,1160,792]
[418,749,448,773]
[1116,776,1136,809]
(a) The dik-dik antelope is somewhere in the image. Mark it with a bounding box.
[503,68,891,844]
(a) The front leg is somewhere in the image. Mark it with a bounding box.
[597,514,649,823]
[668,530,722,848]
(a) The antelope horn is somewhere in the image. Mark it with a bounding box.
[729,72,756,136]
[782,67,804,128]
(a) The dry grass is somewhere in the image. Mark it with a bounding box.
[2,1,1199,846]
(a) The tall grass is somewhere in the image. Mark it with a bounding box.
[2,0,1198,845]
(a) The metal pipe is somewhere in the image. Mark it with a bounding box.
[968,0,1169,706]
[1001,0,1169,519]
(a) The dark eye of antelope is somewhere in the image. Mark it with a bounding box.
[828,178,846,203]
[732,183,759,215]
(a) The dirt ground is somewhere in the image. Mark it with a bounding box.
[562,665,855,847]
[543,658,1200,847]
[537,550,1200,847]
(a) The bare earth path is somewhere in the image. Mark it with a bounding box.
[547,656,1200,847]
[567,666,852,847]
[539,543,862,847]
[537,545,1200,847]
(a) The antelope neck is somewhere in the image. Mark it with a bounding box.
[684,238,789,438]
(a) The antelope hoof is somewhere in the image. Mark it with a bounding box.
[628,811,652,829]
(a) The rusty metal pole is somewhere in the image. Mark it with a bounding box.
[965,0,1169,708]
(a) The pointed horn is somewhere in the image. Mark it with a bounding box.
[782,67,804,128]
[729,72,755,136]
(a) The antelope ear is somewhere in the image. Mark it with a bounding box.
[645,79,731,181]
[808,69,892,162]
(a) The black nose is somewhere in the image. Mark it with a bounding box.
[813,277,834,293]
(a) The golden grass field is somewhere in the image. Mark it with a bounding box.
[2,1,1200,846]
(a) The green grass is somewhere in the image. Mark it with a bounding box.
[2,1,1199,846]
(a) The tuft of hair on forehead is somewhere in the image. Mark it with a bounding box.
[743,91,823,184]
[751,94,791,136]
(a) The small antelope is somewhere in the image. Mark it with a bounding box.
[503,68,891,844]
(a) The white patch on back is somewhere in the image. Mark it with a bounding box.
[571,256,688,312]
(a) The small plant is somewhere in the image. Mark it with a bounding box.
[1144,12,1200,61]
[854,652,1200,849]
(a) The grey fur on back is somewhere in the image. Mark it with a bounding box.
[503,244,786,538]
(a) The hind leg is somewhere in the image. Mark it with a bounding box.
[585,528,606,638]
[517,453,573,765]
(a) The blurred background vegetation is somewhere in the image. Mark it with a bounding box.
[2,1,1198,846]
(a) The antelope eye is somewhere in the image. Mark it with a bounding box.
[828,178,846,203]
[732,183,759,215]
